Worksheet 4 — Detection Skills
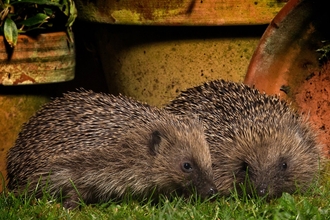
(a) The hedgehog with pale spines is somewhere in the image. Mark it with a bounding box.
[6,89,217,209]
[165,79,323,198]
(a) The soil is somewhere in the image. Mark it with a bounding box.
[295,61,330,158]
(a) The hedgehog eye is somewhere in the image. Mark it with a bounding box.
[281,162,288,171]
[241,161,249,172]
[181,162,193,173]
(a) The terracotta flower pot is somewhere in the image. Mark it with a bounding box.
[0,31,75,85]
[0,92,50,191]
[0,31,75,190]
[75,0,285,25]
[244,0,330,157]
[72,0,286,107]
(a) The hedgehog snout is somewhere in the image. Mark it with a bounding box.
[201,182,218,199]
[207,186,218,197]
[256,183,268,197]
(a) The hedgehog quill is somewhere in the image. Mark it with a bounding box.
[6,90,217,209]
[165,79,324,199]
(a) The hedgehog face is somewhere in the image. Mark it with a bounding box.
[233,155,297,198]
[177,157,218,199]
[149,124,218,199]
[222,125,321,199]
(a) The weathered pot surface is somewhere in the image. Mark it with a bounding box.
[244,0,330,157]
[75,0,286,25]
[0,91,50,191]
[0,32,75,85]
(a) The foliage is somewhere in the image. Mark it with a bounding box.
[0,0,77,47]
[1,180,330,220]
[1,164,329,219]
[317,41,330,63]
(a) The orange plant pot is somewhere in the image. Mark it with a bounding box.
[244,0,330,157]
[0,32,75,85]
[0,31,75,190]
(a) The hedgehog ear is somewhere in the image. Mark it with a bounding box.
[149,130,162,155]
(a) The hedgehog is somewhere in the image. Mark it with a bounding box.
[165,79,323,198]
[6,89,217,209]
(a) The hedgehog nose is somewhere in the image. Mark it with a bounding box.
[208,186,218,197]
[257,184,268,197]
[259,188,266,196]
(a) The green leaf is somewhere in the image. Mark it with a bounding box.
[1,0,10,6]
[4,17,18,47]
[65,0,77,28]
[43,8,53,16]
[10,0,62,7]
[19,13,49,26]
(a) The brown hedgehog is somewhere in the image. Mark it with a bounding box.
[165,79,323,198]
[6,90,217,209]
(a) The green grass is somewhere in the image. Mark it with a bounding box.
[1,169,330,220]
[1,182,330,220]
